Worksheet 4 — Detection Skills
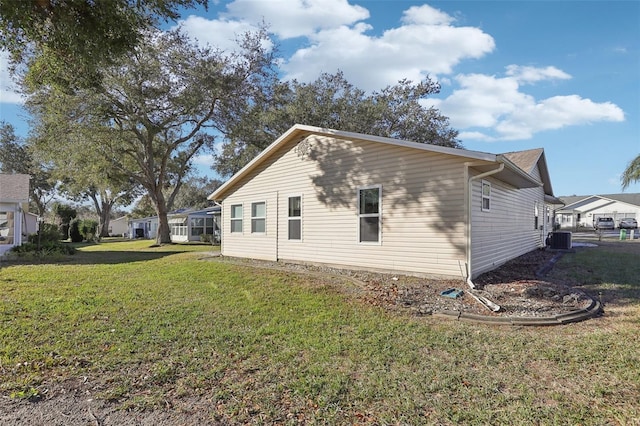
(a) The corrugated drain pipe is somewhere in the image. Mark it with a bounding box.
[465,162,504,289]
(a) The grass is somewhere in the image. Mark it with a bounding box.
[1,239,639,424]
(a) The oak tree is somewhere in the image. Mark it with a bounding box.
[28,28,276,244]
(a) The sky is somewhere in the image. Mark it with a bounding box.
[1,0,639,197]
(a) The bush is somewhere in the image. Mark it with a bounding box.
[68,218,83,243]
[28,223,62,244]
[80,219,98,242]
[9,241,76,257]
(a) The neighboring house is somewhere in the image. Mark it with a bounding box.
[167,206,221,243]
[109,216,129,237]
[23,211,38,236]
[128,206,221,243]
[555,194,640,229]
[128,215,158,240]
[0,174,31,256]
[208,125,557,282]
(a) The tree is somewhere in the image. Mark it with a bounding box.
[0,122,56,216]
[28,28,276,244]
[32,121,143,237]
[215,71,460,176]
[0,0,206,91]
[52,202,77,239]
[171,176,223,210]
[130,195,157,219]
[621,155,640,190]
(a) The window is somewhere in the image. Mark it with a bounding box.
[358,186,381,243]
[0,211,14,245]
[288,196,302,240]
[230,204,243,233]
[251,202,266,233]
[191,216,216,237]
[481,180,491,211]
[534,202,539,230]
[191,217,205,237]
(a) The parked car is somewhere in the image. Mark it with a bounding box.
[594,217,615,230]
[619,218,638,229]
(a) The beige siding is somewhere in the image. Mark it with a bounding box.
[221,135,468,278]
[470,165,545,278]
[222,191,278,261]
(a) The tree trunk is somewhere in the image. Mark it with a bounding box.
[153,189,171,244]
[99,201,112,237]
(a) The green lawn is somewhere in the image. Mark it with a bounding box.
[1,240,639,424]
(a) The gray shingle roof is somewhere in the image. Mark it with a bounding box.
[0,174,30,203]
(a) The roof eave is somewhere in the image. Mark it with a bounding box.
[208,124,501,201]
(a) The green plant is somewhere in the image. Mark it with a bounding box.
[80,219,98,241]
[68,218,83,242]
[9,241,76,257]
[28,222,62,244]
[10,387,41,401]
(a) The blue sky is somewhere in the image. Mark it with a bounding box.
[1,0,638,196]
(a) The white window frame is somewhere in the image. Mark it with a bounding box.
[481,180,491,212]
[230,204,243,233]
[251,201,266,234]
[287,195,302,241]
[357,185,382,244]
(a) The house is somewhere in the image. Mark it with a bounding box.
[208,125,556,283]
[108,216,129,237]
[555,193,640,229]
[128,206,221,243]
[0,174,31,256]
[167,206,221,243]
[23,211,38,236]
[128,215,158,239]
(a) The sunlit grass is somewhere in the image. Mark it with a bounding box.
[1,241,638,424]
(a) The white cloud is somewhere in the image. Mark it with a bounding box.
[505,64,571,84]
[192,153,215,166]
[430,66,625,141]
[0,50,24,105]
[177,15,259,51]
[222,0,369,39]
[174,2,625,144]
[281,4,495,91]
[177,2,494,92]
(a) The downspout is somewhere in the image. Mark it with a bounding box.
[465,162,505,289]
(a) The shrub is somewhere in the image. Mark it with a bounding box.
[28,223,62,244]
[80,219,98,241]
[9,241,76,258]
[68,218,83,243]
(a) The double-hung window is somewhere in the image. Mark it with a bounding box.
[288,196,302,240]
[481,180,491,211]
[251,202,266,233]
[358,186,381,243]
[230,204,243,233]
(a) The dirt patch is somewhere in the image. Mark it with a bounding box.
[215,248,594,318]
